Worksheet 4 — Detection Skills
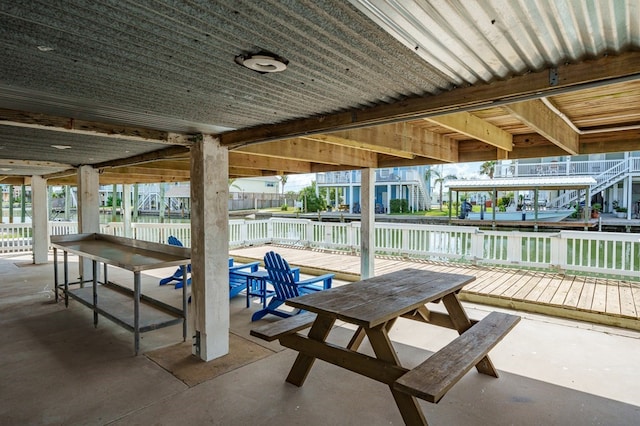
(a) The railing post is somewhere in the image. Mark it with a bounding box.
[506,233,522,264]
[267,218,274,244]
[324,222,332,247]
[401,227,410,257]
[470,230,484,264]
[240,220,248,246]
[550,232,566,273]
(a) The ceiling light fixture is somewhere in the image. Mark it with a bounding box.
[235,51,288,74]
[51,145,72,150]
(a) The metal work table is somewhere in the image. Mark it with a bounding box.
[51,233,191,355]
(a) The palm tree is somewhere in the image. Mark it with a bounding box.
[479,161,497,179]
[278,175,288,195]
[425,166,457,211]
[228,178,241,191]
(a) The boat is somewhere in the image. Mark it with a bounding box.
[466,209,574,222]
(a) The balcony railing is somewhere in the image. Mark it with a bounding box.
[2,219,637,281]
[316,169,424,185]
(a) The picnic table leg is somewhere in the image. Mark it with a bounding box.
[285,314,335,386]
[347,318,397,351]
[442,292,499,377]
[366,323,427,425]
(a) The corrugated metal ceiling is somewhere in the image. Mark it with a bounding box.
[351,0,639,85]
[0,0,450,132]
[1,0,639,181]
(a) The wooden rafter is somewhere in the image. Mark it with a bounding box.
[229,152,312,174]
[504,100,579,155]
[424,111,513,152]
[236,138,377,168]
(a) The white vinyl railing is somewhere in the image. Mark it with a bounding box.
[1,219,638,279]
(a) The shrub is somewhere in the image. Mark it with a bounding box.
[390,199,408,213]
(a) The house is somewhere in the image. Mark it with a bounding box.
[316,166,430,213]
[493,151,640,219]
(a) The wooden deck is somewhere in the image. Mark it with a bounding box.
[230,244,640,332]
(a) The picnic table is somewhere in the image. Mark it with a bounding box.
[251,268,520,425]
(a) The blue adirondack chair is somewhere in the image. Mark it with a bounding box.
[251,251,334,321]
[159,236,192,288]
[160,236,249,291]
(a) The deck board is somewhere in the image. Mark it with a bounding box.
[619,282,637,317]
[230,244,640,331]
[523,275,553,302]
[563,275,585,309]
[536,274,564,304]
[576,277,596,311]
[605,280,622,315]
[591,280,608,312]
[549,276,575,306]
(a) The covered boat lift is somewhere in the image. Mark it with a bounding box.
[447,176,597,230]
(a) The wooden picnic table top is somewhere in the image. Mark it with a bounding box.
[287,268,475,328]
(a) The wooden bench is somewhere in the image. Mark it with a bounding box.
[250,312,317,341]
[394,311,520,403]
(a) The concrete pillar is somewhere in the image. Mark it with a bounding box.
[627,175,633,220]
[190,134,229,361]
[111,184,117,222]
[31,176,49,264]
[360,168,375,279]
[133,184,139,221]
[21,184,26,223]
[349,184,354,213]
[9,185,14,223]
[64,185,71,221]
[159,183,166,223]
[123,184,132,238]
[77,166,100,280]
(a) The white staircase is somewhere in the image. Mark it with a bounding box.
[547,159,629,208]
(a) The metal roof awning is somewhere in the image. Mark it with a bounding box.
[446,176,597,192]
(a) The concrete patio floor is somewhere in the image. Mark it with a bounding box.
[1,252,639,425]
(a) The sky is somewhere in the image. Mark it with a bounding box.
[283,161,486,192]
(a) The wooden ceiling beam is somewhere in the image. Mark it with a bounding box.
[103,166,190,178]
[580,129,640,153]
[229,167,268,177]
[237,138,377,168]
[93,146,190,169]
[0,159,72,170]
[229,152,312,174]
[219,51,640,147]
[302,132,415,159]
[377,156,447,168]
[318,123,458,163]
[424,111,513,151]
[0,176,27,185]
[504,100,579,155]
[98,173,189,184]
[0,108,193,146]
